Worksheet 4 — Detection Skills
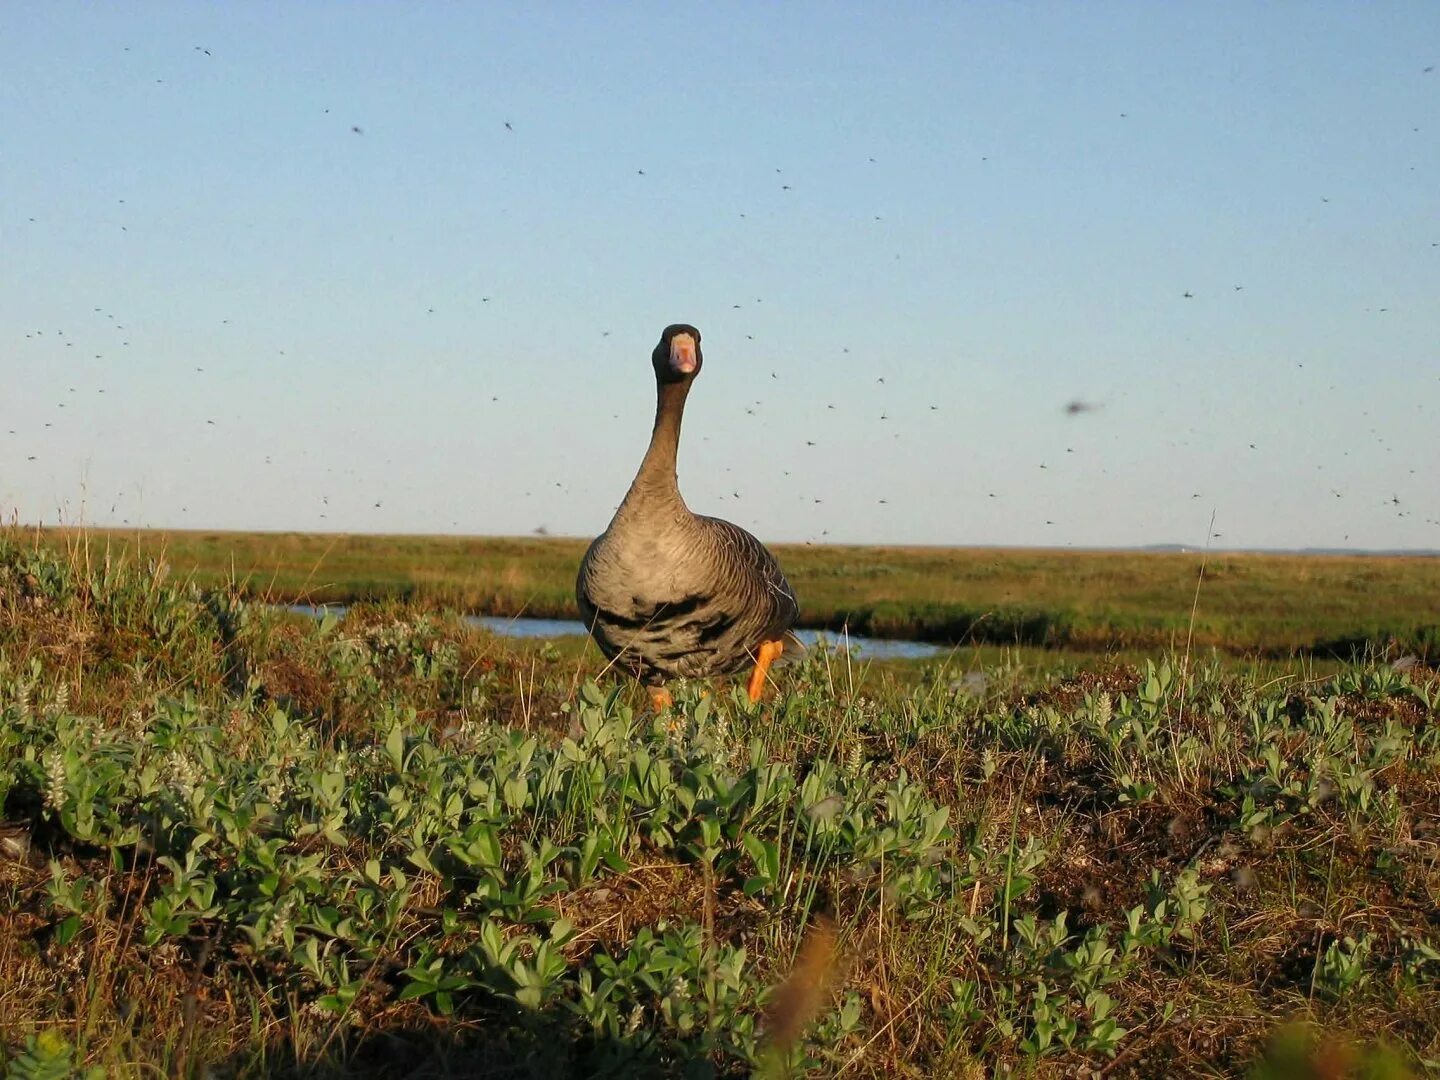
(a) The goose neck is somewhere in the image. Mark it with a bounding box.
[626,378,691,507]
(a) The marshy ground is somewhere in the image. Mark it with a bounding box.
[32,528,1440,658]
[1,533,1436,1077]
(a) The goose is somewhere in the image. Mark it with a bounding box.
[576,324,799,709]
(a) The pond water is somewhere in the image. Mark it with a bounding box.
[284,605,944,661]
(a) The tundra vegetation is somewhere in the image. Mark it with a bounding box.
[29,528,1440,660]
[0,532,1436,1077]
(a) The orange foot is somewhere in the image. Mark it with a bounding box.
[649,686,674,711]
[746,639,785,703]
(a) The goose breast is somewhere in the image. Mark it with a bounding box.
[577,518,797,683]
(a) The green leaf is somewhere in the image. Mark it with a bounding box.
[385,722,406,772]
[54,914,83,947]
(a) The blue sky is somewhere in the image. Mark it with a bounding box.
[3,3,1437,549]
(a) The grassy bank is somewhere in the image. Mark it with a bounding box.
[1,537,1437,1077]
[23,527,1440,658]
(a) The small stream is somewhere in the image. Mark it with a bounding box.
[284,605,945,661]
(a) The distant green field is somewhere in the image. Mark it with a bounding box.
[23,527,1440,657]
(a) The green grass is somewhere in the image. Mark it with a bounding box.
[24,526,1440,658]
[1,534,1437,1077]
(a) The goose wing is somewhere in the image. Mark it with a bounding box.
[696,515,799,641]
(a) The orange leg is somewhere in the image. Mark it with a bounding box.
[746,639,785,703]
[648,686,673,711]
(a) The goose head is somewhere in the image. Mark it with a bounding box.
[652,324,703,385]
